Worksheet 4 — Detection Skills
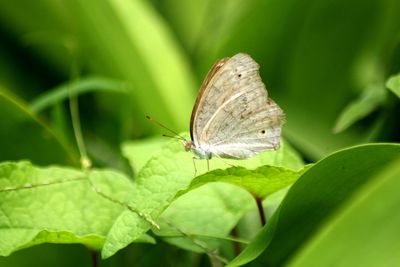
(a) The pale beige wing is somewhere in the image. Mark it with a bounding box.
[192,53,261,145]
[190,57,229,142]
[192,53,284,159]
[209,98,284,159]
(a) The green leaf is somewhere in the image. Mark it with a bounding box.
[122,133,304,174]
[157,0,249,58]
[155,182,254,254]
[227,209,280,267]
[0,0,198,135]
[102,137,196,258]
[386,73,400,98]
[177,165,309,199]
[157,186,288,256]
[64,0,197,131]
[30,76,130,112]
[103,134,303,258]
[287,157,400,266]
[333,84,386,133]
[0,88,77,165]
[0,161,154,256]
[153,154,306,254]
[227,143,400,266]
[121,136,168,173]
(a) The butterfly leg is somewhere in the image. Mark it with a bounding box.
[214,154,237,168]
[272,143,280,150]
[192,157,198,177]
[206,158,210,172]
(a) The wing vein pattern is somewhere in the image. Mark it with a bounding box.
[191,53,284,159]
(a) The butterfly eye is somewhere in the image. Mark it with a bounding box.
[261,130,266,134]
[238,74,242,78]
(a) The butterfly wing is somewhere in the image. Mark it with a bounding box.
[191,53,284,159]
[190,56,229,142]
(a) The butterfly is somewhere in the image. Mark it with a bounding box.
[148,53,284,169]
[183,53,284,162]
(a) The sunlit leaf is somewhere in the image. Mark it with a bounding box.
[227,143,400,266]
[386,73,400,98]
[333,85,386,133]
[177,165,309,199]
[0,161,154,257]
[104,134,303,258]
[287,158,400,266]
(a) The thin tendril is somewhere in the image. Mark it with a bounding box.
[162,219,228,264]
[68,60,91,170]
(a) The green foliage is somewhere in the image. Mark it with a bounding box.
[0,137,305,262]
[0,89,77,165]
[0,161,153,257]
[0,0,399,266]
[228,143,400,266]
[287,158,400,267]
[178,165,308,200]
[386,73,400,98]
[333,84,386,133]
[30,77,130,113]
[104,135,303,258]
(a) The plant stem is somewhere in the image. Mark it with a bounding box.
[89,249,98,267]
[255,196,266,226]
[230,227,241,256]
[68,59,92,170]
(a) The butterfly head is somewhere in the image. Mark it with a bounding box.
[183,139,194,152]
[183,140,212,160]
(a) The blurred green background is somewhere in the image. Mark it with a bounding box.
[0,0,399,266]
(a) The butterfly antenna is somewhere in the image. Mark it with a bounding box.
[162,134,185,141]
[146,115,186,141]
